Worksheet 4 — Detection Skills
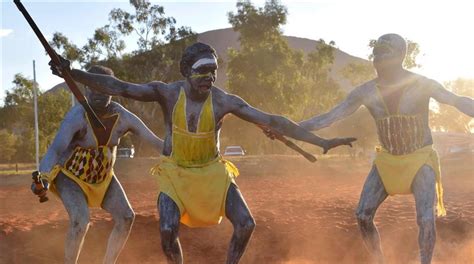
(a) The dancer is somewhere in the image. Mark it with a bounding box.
[33,66,163,264]
[298,34,474,263]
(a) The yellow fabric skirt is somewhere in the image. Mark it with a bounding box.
[45,165,114,208]
[151,156,239,228]
[374,145,445,216]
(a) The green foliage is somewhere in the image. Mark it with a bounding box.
[368,39,421,69]
[225,0,343,154]
[0,130,18,162]
[0,75,71,162]
[109,0,176,51]
[340,62,375,86]
[430,79,474,133]
[50,0,191,69]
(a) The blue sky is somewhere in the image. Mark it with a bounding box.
[2,0,474,103]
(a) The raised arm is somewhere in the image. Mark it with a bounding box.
[123,108,164,154]
[429,80,474,117]
[70,69,164,102]
[299,86,364,131]
[49,56,165,102]
[39,106,84,173]
[229,94,355,151]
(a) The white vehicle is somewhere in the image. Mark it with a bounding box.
[223,146,246,156]
[117,147,135,158]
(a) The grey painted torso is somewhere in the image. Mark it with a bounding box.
[359,76,433,148]
[57,102,137,167]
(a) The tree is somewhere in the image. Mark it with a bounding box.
[368,38,421,69]
[109,0,176,52]
[225,0,343,154]
[0,74,71,162]
[50,0,192,69]
[430,78,474,133]
[0,130,18,162]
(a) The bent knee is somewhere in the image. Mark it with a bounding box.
[235,217,256,234]
[355,209,374,225]
[160,223,179,238]
[118,210,136,227]
[124,210,135,223]
[70,217,90,232]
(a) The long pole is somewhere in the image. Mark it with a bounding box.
[33,60,39,170]
[14,0,105,130]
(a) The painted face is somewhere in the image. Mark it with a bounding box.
[86,87,112,111]
[188,55,218,95]
[372,34,406,70]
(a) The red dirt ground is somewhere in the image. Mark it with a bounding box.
[1,155,473,264]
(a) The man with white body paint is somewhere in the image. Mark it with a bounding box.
[34,66,164,264]
[298,34,474,264]
[50,42,356,263]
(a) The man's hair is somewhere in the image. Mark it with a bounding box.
[180,42,218,77]
[87,65,114,76]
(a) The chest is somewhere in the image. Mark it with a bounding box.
[365,83,431,118]
[73,115,125,148]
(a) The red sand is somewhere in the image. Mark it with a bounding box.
[1,155,473,263]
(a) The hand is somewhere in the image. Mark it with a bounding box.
[30,171,49,195]
[48,55,71,78]
[323,137,357,154]
[262,127,276,140]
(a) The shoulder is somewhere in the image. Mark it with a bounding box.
[109,101,139,121]
[349,79,375,99]
[60,105,86,131]
[63,104,85,122]
[407,73,444,93]
[211,86,246,108]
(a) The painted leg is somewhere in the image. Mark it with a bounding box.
[355,166,388,264]
[158,193,183,264]
[225,183,256,264]
[55,173,90,264]
[101,176,136,264]
[412,165,437,264]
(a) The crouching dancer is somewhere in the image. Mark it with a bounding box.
[32,66,164,264]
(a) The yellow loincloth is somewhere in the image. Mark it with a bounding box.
[44,165,114,208]
[154,87,241,227]
[374,145,446,216]
[151,156,239,227]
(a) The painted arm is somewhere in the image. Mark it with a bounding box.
[39,106,83,174]
[429,80,474,117]
[299,87,364,131]
[70,69,164,102]
[124,109,164,154]
[49,56,164,102]
[229,95,356,152]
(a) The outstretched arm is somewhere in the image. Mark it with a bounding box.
[229,95,355,152]
[50,56,164,102]
[70,69,164,102]
[39,106,83,173]
[299,86,364,131]
[124,110,164,154]
[429,80,474,117]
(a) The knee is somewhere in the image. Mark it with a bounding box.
[118,210,135,228]
[235,217,256,236]
[124,210,136,224]
[160,222,179,241]
[70,216,90,233]
[355,209,374,227]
